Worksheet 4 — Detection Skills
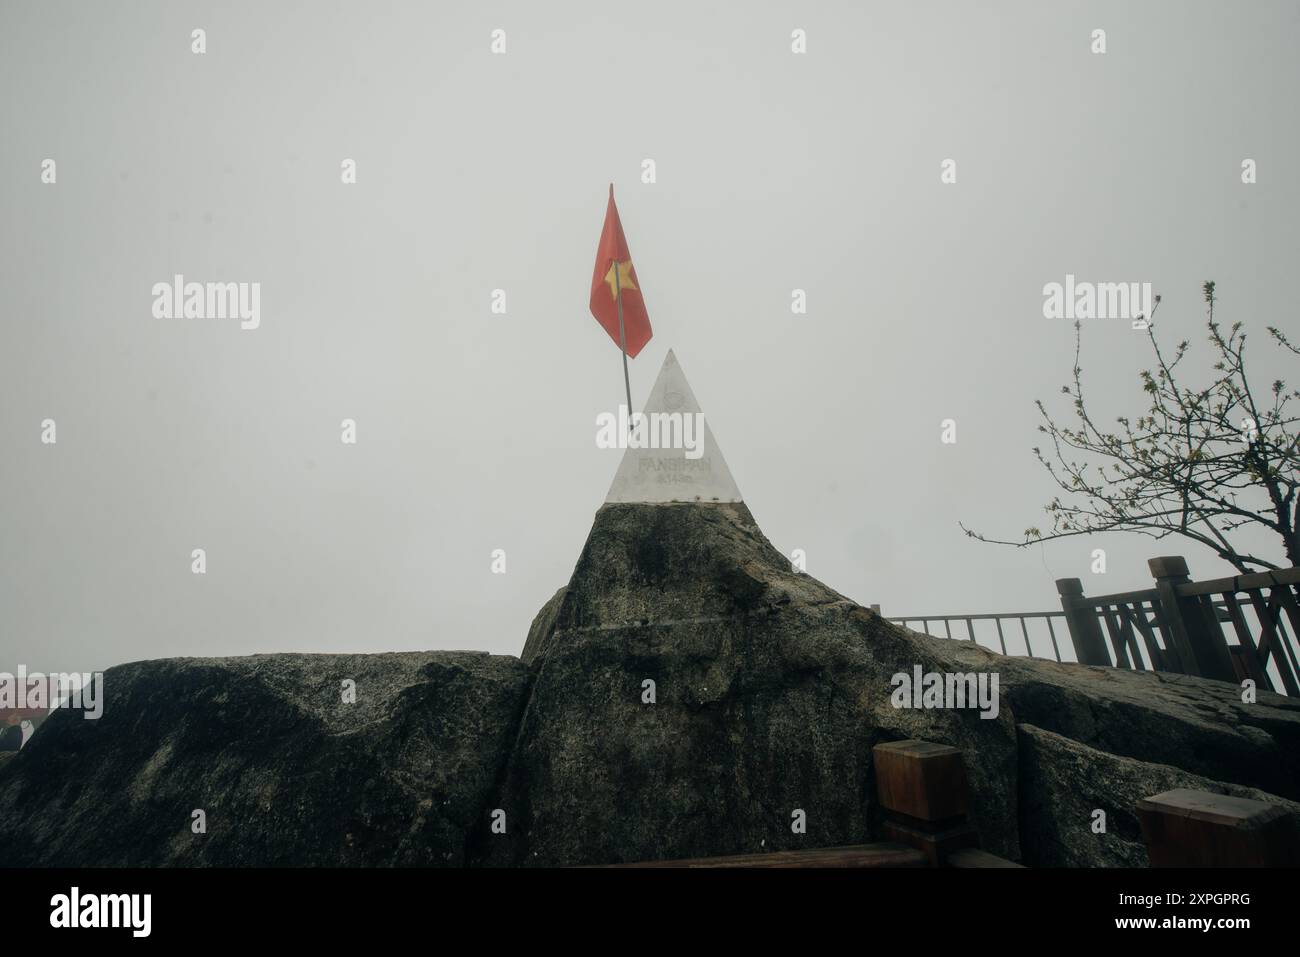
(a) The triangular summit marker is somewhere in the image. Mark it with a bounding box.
[605,349,743,504]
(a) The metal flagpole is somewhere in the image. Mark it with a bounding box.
[614,259,633,434]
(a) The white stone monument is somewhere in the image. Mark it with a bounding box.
[605,349,743,504]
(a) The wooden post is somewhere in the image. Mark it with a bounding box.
[1148,557,1236,682]
[1137,789,1296,867]
[1055,578,1112,666]
[872,740,979,866]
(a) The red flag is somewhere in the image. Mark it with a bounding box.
[589,185,652,358]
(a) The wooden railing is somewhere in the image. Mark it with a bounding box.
[1172,564,1300,695]
[886,556,1300,696]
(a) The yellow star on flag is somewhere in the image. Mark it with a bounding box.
[603,259,638,300]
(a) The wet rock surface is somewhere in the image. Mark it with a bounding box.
[0,652,529,866]
[3,503,1297,867]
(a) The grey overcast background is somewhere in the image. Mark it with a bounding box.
[2,1,1298,674]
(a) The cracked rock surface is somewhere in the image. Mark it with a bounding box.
[0,652,529,866]
[3,502,1297,866]
[487,503,1300,865]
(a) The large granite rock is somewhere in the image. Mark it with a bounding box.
[0,652,529,866]
[480,502,1300,866]
[933,637,1300,802]
[3,501,1297,867]
[484,502,1025,864]
[1017,723,1300,867]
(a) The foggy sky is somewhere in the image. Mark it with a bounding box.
[2,0,1298,673]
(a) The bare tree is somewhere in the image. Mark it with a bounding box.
[963,282,1300,573]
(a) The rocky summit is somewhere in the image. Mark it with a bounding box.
[489,501,1300,865]
[2,501,1298,866]
[0,652,529,866]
